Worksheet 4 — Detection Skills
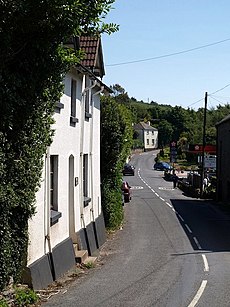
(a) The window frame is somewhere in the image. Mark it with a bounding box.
[70,78,79,125]
[83,154,91,207]
[50,155,62,225]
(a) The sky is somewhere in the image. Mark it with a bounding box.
[101,0,230,110]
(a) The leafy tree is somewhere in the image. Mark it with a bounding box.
[0,0,118,290]
[157,120,173,147]
[110,84,126,96]
[100,95,133,229]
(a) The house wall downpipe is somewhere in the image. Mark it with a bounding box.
[79,76,97,227]
[90,86,104,220]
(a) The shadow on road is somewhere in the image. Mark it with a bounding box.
[171,198,230,252]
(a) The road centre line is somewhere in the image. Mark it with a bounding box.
[185,224,193,233]
[138,171,208,306]
[177,213,184,222]
[187,280,207,307]
[202,254,209,272]
[193,237,202,250]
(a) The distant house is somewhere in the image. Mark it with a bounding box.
[216,114,230,202]
[133,121,158,151]
[24,36,111,290]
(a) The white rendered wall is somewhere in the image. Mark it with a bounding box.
[28,69,102,265]
[144,130,158,150]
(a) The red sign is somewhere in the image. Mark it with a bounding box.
[188,144,216,154]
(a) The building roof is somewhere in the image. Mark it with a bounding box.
[216,113,230,126]
[133,122,158,131]
[80,36,105,78]
[76,63,112,94]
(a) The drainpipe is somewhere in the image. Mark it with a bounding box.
[90,86,104,220]
[79,77,97,227]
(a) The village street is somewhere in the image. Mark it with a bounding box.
[43,151,230,307]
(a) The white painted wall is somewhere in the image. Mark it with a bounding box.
[27,68,102,265]
[144,129,158,150]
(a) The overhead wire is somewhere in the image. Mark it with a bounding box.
[106,38,230,67]
[209,83,230,95]
[186,83,230,109]
[209,95,230,106]
[105,36,230,108]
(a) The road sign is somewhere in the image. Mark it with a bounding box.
[170,140,177,163]
[204,155,216,169]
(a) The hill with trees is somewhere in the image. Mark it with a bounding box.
[109,84,230,148]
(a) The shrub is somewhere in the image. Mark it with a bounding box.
[0,298,8,307]
[14,288,38,306]
[101,181,124,230]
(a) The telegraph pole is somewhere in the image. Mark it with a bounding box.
[200,92,208,198]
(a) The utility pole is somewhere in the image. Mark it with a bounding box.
[200,92,208,198]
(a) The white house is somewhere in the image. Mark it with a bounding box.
[133,121,158,151]
[23,37,110,290]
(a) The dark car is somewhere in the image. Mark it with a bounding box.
[153,162,172,171]
[122,163,135,176]
[121,181,131,203]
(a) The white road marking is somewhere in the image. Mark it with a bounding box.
[138,170,207,307]
[202,254,209,272]
[185,224,192,233]
[187,280,207,307]
[177,214,184,222]
[193,237,202,250]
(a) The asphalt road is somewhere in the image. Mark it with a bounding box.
[44,151,230,307]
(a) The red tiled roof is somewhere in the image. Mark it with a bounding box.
[80,36,100,68]
[79,36,105,78]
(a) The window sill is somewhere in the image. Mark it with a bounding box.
[55,102,64,114]
[85,112,92,120]
[84,197,91,207]
[55,102,64,109]
[50,210,62,226]
[70,116,79,126]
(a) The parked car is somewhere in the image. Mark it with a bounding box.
[121,181,131,203]
[153,162,172,171]
[122,163,135,176]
